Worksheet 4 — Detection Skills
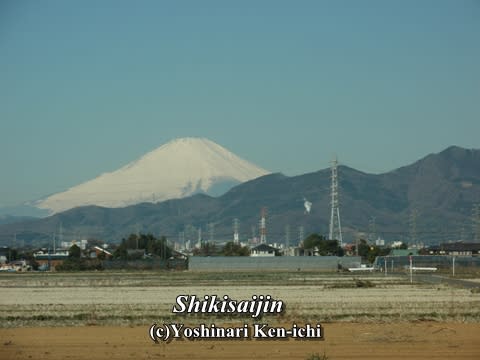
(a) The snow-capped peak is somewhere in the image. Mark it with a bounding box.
[36,137,270,214]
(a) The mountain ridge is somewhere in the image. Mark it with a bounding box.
[0,145,479,246]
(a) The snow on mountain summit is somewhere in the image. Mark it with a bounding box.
[36,137,270,214]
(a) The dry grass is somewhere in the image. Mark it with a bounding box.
[1,271,479,327]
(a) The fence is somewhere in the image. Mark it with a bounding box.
[103,258,188,270]
[188,256,362,271]
[374,255,480,270]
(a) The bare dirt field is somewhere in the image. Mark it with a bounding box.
[1,271,480,359]
[2,322,480,360]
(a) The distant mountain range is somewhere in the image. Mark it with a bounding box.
[0,215,37,226]
[0,145,479,247]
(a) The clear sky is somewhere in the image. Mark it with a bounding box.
[1,0,479,207]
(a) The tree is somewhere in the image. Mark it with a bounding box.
[16,250,40,270]
[357,239,370,259]
[303,234,323,250]
[113,239,128,260]
[112,234,172,260]
[68,244,81,259]
[9,248,18,261]
[222,241,250,256]
[356,239,391,263]
[303,234,343,256]
[58,244,84,271]
[193,242,217,256]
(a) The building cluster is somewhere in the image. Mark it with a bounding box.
[425,243,480,256]
[0,241,113,272]
[32,245,113,271]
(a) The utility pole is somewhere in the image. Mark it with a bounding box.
[285,224,290,251]
[59,222,63,248]
[136,224,140,249]
[233,218,240,244]
[472,204,480,242]
[452,256,456,277]
[409,208,418,248]
[163,236,167,260]
[329,156,343,246]
[178,231,185,249]
[197,228,202,248]
[298,226,305,246]
[259,207,267,244]
[208,223,215,243]
[369,216,377,243]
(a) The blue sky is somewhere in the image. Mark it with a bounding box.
[1,0,479,207]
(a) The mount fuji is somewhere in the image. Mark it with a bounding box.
[35,138,270,214]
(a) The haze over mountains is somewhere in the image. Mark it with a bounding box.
[0,144,479,247]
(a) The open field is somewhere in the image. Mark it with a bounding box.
[1,271,480,359]
[1,271,480,326]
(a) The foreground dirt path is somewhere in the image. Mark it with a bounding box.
[2,322,479,360]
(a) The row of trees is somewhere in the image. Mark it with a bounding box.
[110,233,382,259]
[57,234,174,269]
[193,241,250,256]
[2,248,40,269]
[302,234,393,262]
[111,235,251,258]
[200,234,402,262]
[302,234,344,256]
[356,239,392,263]
[113,233,172,260]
